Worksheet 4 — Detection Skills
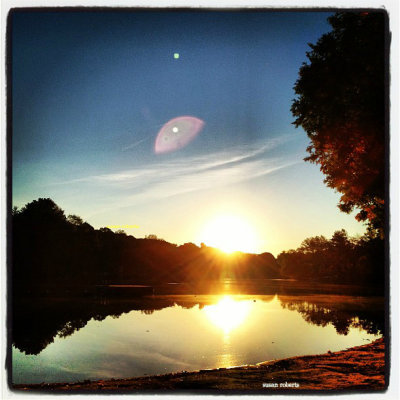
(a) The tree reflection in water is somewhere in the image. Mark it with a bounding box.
[279,296,384,336]
[12,296,209,355]
[12,294,384,356]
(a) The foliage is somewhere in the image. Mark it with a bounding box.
[12,198,383,297]
[145,234,165,241]
[67,215,84,226]
[277,229,384,286]
[12,199,280,295]
[291,12,386,237]
[16,198,67,226]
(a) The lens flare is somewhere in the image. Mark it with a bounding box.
[154,116,204,154]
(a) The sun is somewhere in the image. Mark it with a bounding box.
[199,214,259,254]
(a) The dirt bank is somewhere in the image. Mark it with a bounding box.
[13,338,385,392]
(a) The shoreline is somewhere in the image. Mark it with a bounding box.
[13,337,385,392]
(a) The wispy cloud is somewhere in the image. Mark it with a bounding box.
[121,137,151,151]
[54,135,301,215]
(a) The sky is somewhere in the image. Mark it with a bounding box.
[11,10,367,256]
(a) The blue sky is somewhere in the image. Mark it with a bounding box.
[12,10,366,255]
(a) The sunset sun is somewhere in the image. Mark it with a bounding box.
[199,215,259,254]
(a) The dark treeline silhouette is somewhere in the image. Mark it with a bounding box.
[12,198,384,297]
[12,198,280,296]
[277,229,384,287]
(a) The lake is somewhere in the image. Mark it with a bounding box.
[12,288,384,384]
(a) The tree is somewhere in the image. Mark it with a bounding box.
[300,235,329,254]
[18,198,66,221]
[291,12,386,237]
[67,214,84,226]
[145,234,165,241]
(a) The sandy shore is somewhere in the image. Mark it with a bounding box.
[13,338,385,392]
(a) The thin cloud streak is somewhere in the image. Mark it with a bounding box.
[73,135,300,216]
[63,134,293,187]
[132,160,299,203]
[121,137,150,151]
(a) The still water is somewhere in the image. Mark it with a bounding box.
[12,294,383,384]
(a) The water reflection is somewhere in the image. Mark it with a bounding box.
[202,295,253,369]
[12,288,384,383]
[279,296,384,336]
[218,335,235,369]
[12,293,384,357]
[12,291,384,384]
[203,296,252,334]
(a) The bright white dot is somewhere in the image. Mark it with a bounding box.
[174,53,180,59]
[172,127,179,133]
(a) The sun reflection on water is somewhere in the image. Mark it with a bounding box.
[203,295,252,334]
[218,335,236,368]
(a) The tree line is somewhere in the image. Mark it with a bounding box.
[277,229,384,286]
[12,198,383,297]
[12,198,280,296]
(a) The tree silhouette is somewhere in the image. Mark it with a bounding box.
[291,12,386,237]
[277,229,383,287]
[145,234,165,241]
[67,214,84,226]
[12,198,283,295]
[17,198,67,226]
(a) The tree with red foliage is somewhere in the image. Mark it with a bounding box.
[291,12,386,237]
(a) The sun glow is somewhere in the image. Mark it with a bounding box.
[199,215,259,254]
[204,296,252,334]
